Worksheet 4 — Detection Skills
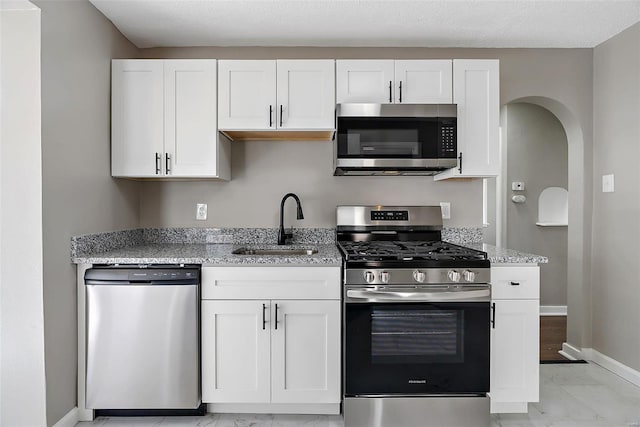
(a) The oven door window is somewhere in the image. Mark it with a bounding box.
[345,302,489,396]
[371,308,463,364]
[336,117,438,159]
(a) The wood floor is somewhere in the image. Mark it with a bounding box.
[540,315,568,361]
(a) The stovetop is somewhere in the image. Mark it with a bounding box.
[337,240,490,269]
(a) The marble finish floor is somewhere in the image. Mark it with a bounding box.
[77,363,640,427]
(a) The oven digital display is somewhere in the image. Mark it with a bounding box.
[371,211,409,221]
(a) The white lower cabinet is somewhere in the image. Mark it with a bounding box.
[271,300,340,404]
[202,300,271,403]
[490,265,540,414]
[201,266,341,413]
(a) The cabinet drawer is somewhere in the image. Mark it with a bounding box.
[202,266,341,300]
[491,266,539,300]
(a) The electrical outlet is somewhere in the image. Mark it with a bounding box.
[439,202,451,219]
[196,203,207,220]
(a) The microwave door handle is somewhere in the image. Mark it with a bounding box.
[346,288,490,302]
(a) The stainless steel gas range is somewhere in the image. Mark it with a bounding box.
[337,205,491,427]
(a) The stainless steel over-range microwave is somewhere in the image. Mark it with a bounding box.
[333,103,457,176]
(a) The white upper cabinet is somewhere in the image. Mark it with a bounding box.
[111,60,164,177]
[112,59,230,179]
[435,59,500,180]
[164,60,220,176]
[394,60,453,104]
[336,60,395,104]
[218,60,335,130]
[276,60,335,129]
[336,59,452,104]
[218,60,276,130]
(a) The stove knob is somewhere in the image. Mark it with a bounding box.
[380,271,390,284]
[413,270,426,283]
[447,270,461,282]
[364,271,376,284]
[463,270,476,282]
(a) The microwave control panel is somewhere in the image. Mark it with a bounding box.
[438,119,457,158]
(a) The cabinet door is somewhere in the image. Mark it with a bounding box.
[394,60,452,103]
[218,60,276,130]
[336,60,394,104]
[164,60,219,177]
[111,60,163,177]
[202,300,271,403]
[271,300,340,404]
[276,60,335,129]
[490,299,539,404]
[436,59,500,180]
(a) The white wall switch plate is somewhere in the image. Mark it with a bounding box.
[196,203,208,220]
[602,174,615,193]
[511,181,525,191]
[439,202,451,219]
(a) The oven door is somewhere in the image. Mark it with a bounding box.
[344,287,490,396]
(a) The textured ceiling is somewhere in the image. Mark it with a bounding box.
[89,0,640,48]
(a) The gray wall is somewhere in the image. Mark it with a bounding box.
[139,47,593,233]
[140,141,483,228]
[592,22,640,371]
[504,103,568,306]
[33,1,141,424]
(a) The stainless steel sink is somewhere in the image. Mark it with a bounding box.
[232,247,318,256]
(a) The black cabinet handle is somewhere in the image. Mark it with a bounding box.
[399,81,403,103]
[458,152,463,174]
[491,303,496,329]
[165,153,171,174]
[269,105,273,128]
[262,303,267,330]
[389,81,392,103]
[280,105,283,127]
[275,303,279,330]
[155,153,161,175]
[510,281,520,286]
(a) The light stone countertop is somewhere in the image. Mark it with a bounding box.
[73,241,545,266]
[462,243,548,264]
[72,243,343,266]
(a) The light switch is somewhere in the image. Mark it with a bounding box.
[440,202,451,219]
[602,174,615,193]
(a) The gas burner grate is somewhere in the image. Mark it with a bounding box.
[338,240,487,262]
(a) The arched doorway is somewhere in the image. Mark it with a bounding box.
[488,96,590,360]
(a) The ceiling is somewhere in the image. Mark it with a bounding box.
[89,0,640,49]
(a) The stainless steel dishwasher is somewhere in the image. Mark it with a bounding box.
[85,265,200,410]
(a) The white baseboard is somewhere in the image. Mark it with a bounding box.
[560,343,640,388]
[540,305,567,316]
[560,342,582,360]
[53,407,79,427]
[588,348,640,388]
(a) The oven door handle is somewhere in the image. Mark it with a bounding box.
[345,288,491,303]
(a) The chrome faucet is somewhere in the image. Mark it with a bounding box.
[278,193,304,245]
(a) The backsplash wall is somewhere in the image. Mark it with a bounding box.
[138,139,483,228]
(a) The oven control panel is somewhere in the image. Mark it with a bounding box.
[346,268,491,286]
[371,210,409,221]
